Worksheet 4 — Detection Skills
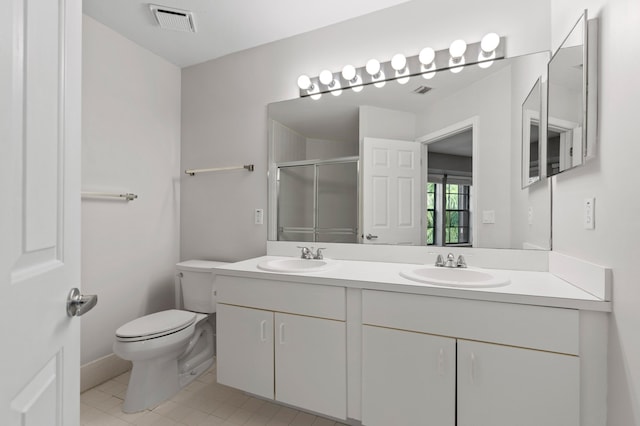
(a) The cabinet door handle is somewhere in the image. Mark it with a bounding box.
[279,323,285,345]
[260,320,267,342]
[438,348,445,375]
[470,352,476,384]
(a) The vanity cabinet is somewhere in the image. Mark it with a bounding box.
[362,325,456,426]
[215,276,347,420]
[361,290,580,426]
[457,339,579,426]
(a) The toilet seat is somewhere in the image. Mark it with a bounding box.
[116,309,196,342]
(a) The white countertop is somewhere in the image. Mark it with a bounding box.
[216,256,611,312]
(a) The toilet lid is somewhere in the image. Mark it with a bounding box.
[116,309,196,340]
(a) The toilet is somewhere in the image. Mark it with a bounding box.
[113,260,227,413]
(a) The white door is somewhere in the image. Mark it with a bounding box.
[362,137,422,245]
[216,304,274,400]
[362,325,456,426]
[0,0,82,424]
[457,340,580,426]
[275,313,346,420]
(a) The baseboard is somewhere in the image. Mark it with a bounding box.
[81,353,131,393]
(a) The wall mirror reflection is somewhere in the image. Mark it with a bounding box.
[522,77,542,187]
[268,51,552,250]
[546,10,598,176]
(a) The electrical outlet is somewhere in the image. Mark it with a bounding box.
[254,208,264,225]
[584,198,595,229]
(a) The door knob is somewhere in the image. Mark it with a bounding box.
[366,233,379,240]
[66,288,98,317]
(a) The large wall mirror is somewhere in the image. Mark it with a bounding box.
[268,51,552,250]
[547,10,598,176]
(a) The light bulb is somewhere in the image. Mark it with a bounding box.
[478,55,494,68]
[481,32,500,54]
[319,69,334,86]
[366,59,381,76]
[342,64,363,92]
[391,53,407,71]
[449,39,467,59]
[342,64,356,81]
[311,92,322,100]
[422,67,436,79]
[297,74,312,90]
[419,47,435,66]
[449,57,465,73]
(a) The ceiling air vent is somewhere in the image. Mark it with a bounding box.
[412,86,432,95]
[149,4,196,32]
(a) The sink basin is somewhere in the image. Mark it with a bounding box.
[400,266,510,288]
[257,258,336,273]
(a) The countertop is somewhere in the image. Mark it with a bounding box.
[215,256,611,312]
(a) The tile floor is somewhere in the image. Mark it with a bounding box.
[81,366,349,426]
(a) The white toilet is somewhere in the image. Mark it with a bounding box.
[113,260,227,413]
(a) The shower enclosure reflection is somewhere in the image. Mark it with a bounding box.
[277,158,359,243]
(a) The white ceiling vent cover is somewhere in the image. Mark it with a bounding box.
[149,4,196,32]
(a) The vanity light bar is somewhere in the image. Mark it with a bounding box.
[297,35,505,98]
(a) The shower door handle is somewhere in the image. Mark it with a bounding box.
[66,288,98,317]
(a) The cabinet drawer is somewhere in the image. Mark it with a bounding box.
[217,275,345,320]
[362,290,579,355]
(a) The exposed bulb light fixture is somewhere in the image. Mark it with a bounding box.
[418,47,436,79]
[391,53,410,84]
[478,32,500,68]
[342,64,363,92]
[449,39,467,73]
[295,34,505,98]
[366,59,386,88]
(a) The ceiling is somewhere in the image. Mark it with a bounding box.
[83,0,412,68]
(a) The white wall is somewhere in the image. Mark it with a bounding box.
[180,0,551,261]
[359,105,417,142]
[550,1,640,425]
[306,138,358,160]
[81,16,181,365]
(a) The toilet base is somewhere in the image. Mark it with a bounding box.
[122,354,181,413]
[120,317,215,413]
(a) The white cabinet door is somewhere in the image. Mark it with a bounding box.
[361,325,455,426]
[275,313,346,420]
[457,340,580,426]
[216,304,274,400]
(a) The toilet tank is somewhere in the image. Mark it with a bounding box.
[175,260,229,313]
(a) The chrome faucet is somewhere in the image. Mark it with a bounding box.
[297,246,325,260]
[435,253,467,268]
[314,248,325,260]
[444,253,456,268]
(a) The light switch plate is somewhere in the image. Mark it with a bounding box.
[254,208,264,225]
[584,198,595,229]
[482,210,496,224]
